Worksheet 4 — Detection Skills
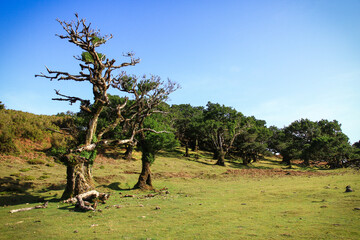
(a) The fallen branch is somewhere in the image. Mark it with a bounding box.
[63,190,100,204]
[10,202,49,213]
[64,190,110,211]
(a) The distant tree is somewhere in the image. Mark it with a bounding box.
[308,120,352,168]
[280,119,352,167]
[234,117,272,165]
[0,101,5,110]
[351,140,360,160]
[202,102,245,166]
[171,104,204,156]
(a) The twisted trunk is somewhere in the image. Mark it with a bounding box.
[61,162,94,199]
[124,144,133,160]
[215,150,225,166]
[133,157,153,190]
[62,104,103,199]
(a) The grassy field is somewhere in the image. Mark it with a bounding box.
[0,150,359,240]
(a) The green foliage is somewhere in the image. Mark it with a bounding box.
[138,112,179,164]
[19,168,31,172]
[0,109,63,146]
[38,175,50,180]
[81,51,105,63]
[171,104,204,150]
[277,119,353,167]
[49,147,67,158]
[80,150,97,165]
[0,101,5,110]
[234,116,272,164]
[0,130,19,154]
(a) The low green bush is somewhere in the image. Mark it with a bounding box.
[0,131,19,154]
[27,159,46,165]
[19,168,31,172]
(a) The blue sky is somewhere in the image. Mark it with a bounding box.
[0,0,359,143]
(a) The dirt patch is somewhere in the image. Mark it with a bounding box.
[93,175,118,184]
[153,172,194,179]
[222,169,333,178]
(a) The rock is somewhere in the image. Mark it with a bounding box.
[155,206,161,210]
[354,207,360,210]
[345,186,354,192]
[124,194,136,197]
[73,230,78,233]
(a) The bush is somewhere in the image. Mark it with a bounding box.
[0,131,19,154]
[27,159,46,165]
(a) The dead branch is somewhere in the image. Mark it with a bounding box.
[10,202,49,213]
[64,190,110,211]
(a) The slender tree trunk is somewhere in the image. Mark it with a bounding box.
[215,150,226,166]
[303,157,310,166]
[184,143,190,157]
[282,156,292,166]
[213,150,219,160]
[194,139,199,152]
[242,155,249,166]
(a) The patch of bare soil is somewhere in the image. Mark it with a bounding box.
[153,172,194,179]
[93,175,118,184]
[222,169,333,178]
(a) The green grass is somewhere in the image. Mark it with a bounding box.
[0,151,359,239]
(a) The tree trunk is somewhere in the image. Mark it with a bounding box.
[124,144,133,160]
[134,159,153,190]
[282,156,292,166]
[194,139,199,152]
[303,157,310,166]
[213,150,219,160]
[61,162,94,199]
[85,104,103,145]
[242,155,249,166]
[61,104,103,199]
[215,150,225,166]
[184,144,190,157]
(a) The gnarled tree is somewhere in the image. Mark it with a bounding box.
[111,75,178,189]
[203,102,245,166]
[36,14,141,199]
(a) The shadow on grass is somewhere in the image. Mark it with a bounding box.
[157,149,184,158]
[98,182,133,191]
[0,176,47,206]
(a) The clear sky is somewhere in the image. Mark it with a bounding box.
[0,0,359,143]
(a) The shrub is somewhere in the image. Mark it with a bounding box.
[19,168,31,172]
[38,175,50,180]
[27,159,46,165]
[23,175,36,181]
[0,131,19,154]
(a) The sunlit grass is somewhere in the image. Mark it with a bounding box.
[0,151,359,239]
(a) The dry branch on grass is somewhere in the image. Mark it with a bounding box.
[64,190,110,211]
[10,202,48,213]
